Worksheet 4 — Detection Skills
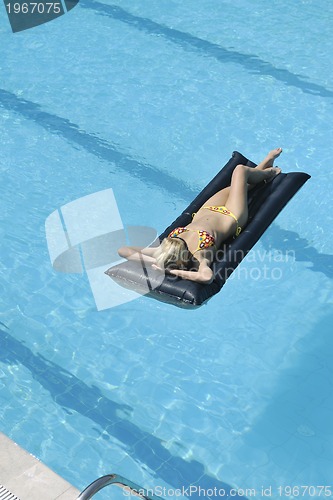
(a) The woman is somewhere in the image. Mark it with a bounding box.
[118,148,282,284]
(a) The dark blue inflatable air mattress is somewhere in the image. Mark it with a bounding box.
[105,151,310,308]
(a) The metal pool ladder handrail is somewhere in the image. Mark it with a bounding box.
[77,473,164,500]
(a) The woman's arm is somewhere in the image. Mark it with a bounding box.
[118,246,157,264]
[168,259,214,284]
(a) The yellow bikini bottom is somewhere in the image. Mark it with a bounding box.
[203,205,242,237]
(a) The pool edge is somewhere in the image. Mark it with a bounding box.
[0,432,79,499]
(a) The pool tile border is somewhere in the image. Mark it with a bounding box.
[0,433,79,500]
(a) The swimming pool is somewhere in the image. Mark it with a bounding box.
[1,0,333,498]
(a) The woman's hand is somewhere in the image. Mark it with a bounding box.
[152,257,214,284]
[169,267,213,284]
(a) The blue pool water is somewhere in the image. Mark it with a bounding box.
[1,0,333,498]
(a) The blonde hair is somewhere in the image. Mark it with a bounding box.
[155,237,191,270]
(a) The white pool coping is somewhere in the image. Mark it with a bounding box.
[0,433,80,500]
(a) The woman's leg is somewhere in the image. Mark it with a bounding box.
[225,163,282,226]
[200,186,231,208]
[199,148,282,212]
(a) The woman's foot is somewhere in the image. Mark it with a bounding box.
[264,166,282,180]
[256,147,283,171]
[266,147,282,165]
[245,164,282,186]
